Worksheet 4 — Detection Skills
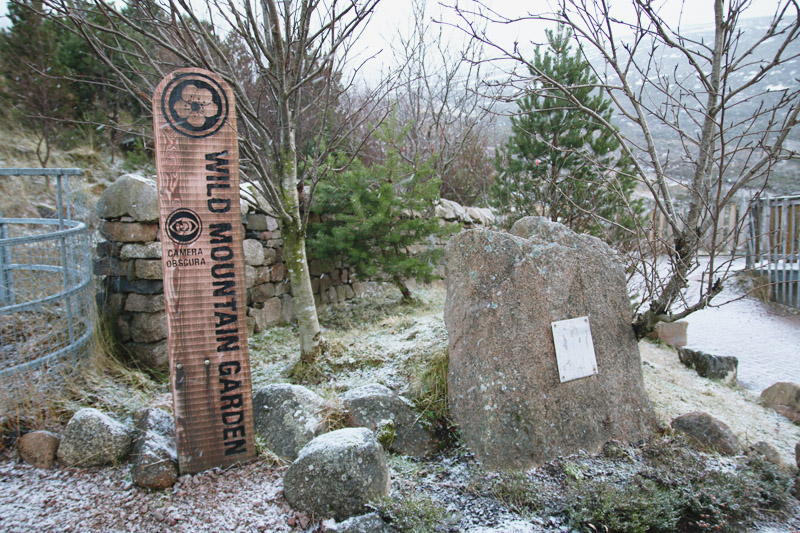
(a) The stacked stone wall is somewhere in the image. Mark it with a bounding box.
[95,175,377,368]
[94,174,494,368]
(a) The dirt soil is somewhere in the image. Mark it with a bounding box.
[1,287,799,532]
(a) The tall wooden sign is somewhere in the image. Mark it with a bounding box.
[153,68,255,473]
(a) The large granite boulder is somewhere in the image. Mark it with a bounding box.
[253,384,326,460]
[444,217,657,469]
[284,428,391,521]
[56,408,134,467]
[342,384,435,457]
[761,382,800,424]
[130,408,178,489]
[95,174,158,222]
[671,412,740,455]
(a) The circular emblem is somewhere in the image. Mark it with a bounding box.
[166,208,202,244]
[161,72,228,138]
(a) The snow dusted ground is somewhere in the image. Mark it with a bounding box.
[1,286,799,531]
[0,459,297,532]
[681,262,800,393]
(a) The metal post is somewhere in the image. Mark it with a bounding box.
[56,174,76,347]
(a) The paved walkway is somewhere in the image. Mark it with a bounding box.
[681,261,800,393]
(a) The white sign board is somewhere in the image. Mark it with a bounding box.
[551,316,598,383]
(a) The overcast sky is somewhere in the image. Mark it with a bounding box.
[0,0,786,72]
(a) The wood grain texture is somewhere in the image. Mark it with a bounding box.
[153,68,255,474]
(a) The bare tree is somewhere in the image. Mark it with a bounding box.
[29,0,389,363]
[387,0,496,206]
[446,0,800,337]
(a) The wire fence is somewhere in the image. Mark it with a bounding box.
[0,169,94,377]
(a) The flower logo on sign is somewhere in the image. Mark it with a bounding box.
[174,85,219,128]
[161,72,229,138]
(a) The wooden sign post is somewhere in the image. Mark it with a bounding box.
[153,68,256,473]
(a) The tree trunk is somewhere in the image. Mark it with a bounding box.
[393,273,414,303]
[282,217,323,363]
[276,143,323,364]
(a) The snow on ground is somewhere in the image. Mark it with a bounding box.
[1,286,799,531]
[0,459,295,532]
[641,340,800,467]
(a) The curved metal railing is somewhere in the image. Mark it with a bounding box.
[0,169,94,376]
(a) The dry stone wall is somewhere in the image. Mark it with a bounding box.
[95,175,493,369]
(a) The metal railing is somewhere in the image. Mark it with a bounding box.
[746,194,800,308]
[0,168,94,376]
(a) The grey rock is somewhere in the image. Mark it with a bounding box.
[125,294,166,313]
[747,441,788,470]
[284,428,391,521]
[444,218,657,469]
[125,340,169,369]
[130,311,167,344]
[250,298,282,331]
[96,174,159,222]
[252,384,326,460]
[100,221,158,243]
[326,513,396,533]
[245,265,257,288]
[106,278,163,296]
[131,408,178,490]
[57,408,134,467]
[342,384,434,457]
[245,214,269,231]
[671,412,740,455]
[761,382,800,424]
[243,239,265,266]
[18,430,60,469]
[134,259,163,280]
[134,408,175,441]
[120,242,162,260]
[678,347,738,384]
[281,294,296,324]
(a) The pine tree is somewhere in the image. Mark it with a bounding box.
[309,122,458,303]
[491,25,642,243]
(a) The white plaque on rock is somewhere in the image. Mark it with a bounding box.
[551,316,598,383]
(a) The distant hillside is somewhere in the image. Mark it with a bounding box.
[493,16,799,196]
[609,17,799,196]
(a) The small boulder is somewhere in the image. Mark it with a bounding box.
[671,412,739,455]
[760,382,800,424]
[130,408,178,490]
[252,384,326,460]
[57,408,134,467]
[324,512,397,533]
[96,174,158,222]
[678,347,738,384]
[18,430,60,469]
[747,441,787,470]
[646,321,688,348]
[134,407,174,439]
[284,428,391,521]
[342,384,434,457]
